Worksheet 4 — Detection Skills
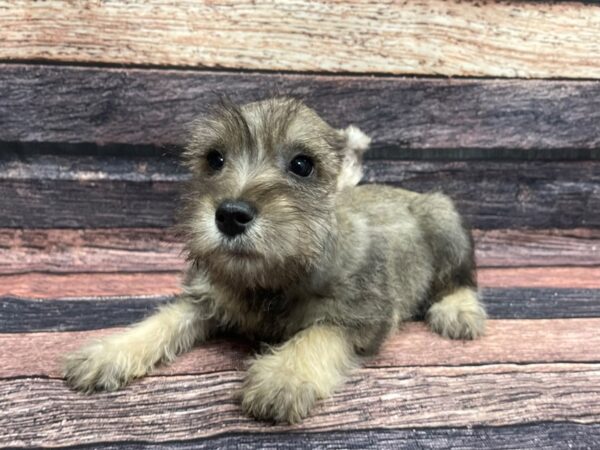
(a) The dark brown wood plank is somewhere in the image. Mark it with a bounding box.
[3,319,600,378]
[2,64,600,150]
[2,228,598,275]
[2,1,600,77]
[3,288,600,333]
[3,268,598,300]
[40,424,600,450]
[362,160,600,230]
[2,364,600,447]
[2,155,598,229]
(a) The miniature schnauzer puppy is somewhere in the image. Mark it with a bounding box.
[64,98,486,423]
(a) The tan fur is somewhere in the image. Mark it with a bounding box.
[241,325,357,423]
[64,300,208,392]
[426,288,487,339]
[64,97,485,423]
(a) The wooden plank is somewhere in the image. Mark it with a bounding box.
[33,424,600,450]
[3,155,598,229]
[2,288,599,333]
[1,1,599,77]
[3,268,598,300]
[2,65,600,150]
[2,228,598,275]
[482,288,600,320]
[0,228,185,274]
[3,319,600,378]
[480,267,600,289]
[0,273,181,299]
[2,364,600,447]
[473,228,600,268]
[362,160,600,230]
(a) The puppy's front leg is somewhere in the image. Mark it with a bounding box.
[64,297,212,392]
[241,324,357,423]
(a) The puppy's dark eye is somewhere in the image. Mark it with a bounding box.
[206,150,225,171]
[289,155,314,177]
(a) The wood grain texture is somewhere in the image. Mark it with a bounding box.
[2,65,600,150]
[2,228,598,275]
[3,288,599,333]
[3,155,598,229]
[0,273,181,299]
[3,319,600,378]
[38,424,600,450]
[3,268,598,299]
[1,1,599,77]
[480,267,600,289]
[473,228,600,268]
[0,228,185,274]
[3,364,600,447]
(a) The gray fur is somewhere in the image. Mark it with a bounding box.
[64,97,486,423]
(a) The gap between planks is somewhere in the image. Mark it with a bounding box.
[2,319,600,379]
[1,1,600,77]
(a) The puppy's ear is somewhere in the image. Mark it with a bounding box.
[336,126,371,191]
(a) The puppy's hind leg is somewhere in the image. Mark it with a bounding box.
[426,288,487,340]
[64,297,213,392]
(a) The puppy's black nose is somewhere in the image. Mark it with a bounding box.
[215,200,256,237]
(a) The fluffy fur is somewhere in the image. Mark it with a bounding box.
[64,97,486,423]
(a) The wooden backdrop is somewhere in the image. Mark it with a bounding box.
[1,1,600,448]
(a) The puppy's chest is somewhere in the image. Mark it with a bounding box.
[219,288,304,341]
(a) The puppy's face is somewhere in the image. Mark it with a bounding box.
[182,98,347,288]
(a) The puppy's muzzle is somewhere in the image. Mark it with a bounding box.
[215,200,256,237]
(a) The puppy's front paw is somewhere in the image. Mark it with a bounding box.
[63,340,145,393]
[241,355,319,424]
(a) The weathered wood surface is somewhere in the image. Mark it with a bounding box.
[3,65,600,150]
[4,267,598,300]
[3,155,598,229]
[3,364,600,447]
[2,228,598,275]
[473,228,600,268]
[0,273,181,299]
[479,267,600,289]
[0,228,185,274]
[3,320,600,379]
[31,424,598,450]
[2,288,599,333]
[2,1,600,77]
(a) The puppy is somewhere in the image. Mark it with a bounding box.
[64,98,486,423]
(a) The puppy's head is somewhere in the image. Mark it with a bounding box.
[181,97,369,288]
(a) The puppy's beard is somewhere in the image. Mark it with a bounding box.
[188,211,320,289]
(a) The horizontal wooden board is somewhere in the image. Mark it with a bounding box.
[0,228,185,274]
[2,288,599,333]
[2,1,600,77]
[479,267,600,289]
[3,364,600,447]
[3,65,600,150]
[37,423,600,450]
[472,228,600,268]
[4,267,598,300]
[3,319,600,378]
[0,273,182,299]
[3,155,598,229]
[2,228,598,275]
